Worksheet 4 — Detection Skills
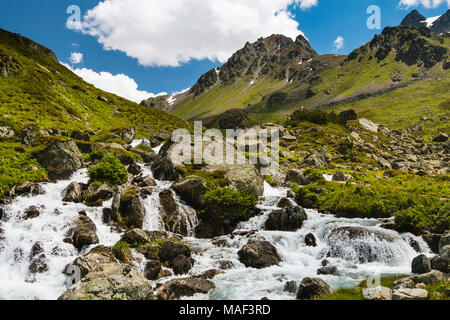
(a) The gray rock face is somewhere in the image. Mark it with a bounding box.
[70,212,99,251]
[62,182,83,203]
[151,154,180,181]
[159,190,197,236]
[431,245,449,273]
[173,178,207,210]
[0,126,15,140]
[392,288,428,300]
[285,169,309,186]
[59,263,153,300]
[411,254,431,274]
[39,140,82,180]
[119,193,145,229]
[303,149,331,167]
[237,239,281,269]
[113,127,136,144]
[65,246,116,279]
[430,10,450,34]
[156,277,216,300]
[296,277,331,300]
[440,230,450,252]
[265,206,307,231]
[225,164,264,196]
[400,10,427,28]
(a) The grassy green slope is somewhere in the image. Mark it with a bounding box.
[0,29,191,196]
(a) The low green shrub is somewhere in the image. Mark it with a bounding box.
[202,185,258,218]
[88,155,128,186]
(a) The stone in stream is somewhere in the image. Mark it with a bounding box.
[62,182,83,203]
[65,245,116,279]
[173,178,208,210]
[70,212,99,251]
[296,277,331,300]
[28,242,49,274]
[172,254,194,275]
[411,254,431,274]
[11,182,45,197]
[159,190,197,236]
[305,233,317,247]
[159,241,191,264]
[144,261,162,280]
[317,266,338,275]
[264,206,307,232]
[119,192,145,229]
[24,206,42,220]
[277,198,293,208]
[237,239,281,269]
[156,277,216,300]
[283,281,298,294]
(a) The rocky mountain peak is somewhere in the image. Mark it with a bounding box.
[400,10,427,28]
[430,9,450,34]
[188,33,317,96]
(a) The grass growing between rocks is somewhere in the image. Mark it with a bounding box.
[294,171,450,234]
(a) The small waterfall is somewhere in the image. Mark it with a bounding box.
[0,141,431,300]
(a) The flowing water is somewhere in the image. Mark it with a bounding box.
[0,144,431,300]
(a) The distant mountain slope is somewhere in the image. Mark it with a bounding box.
[0,28,190,137]
[149,23,449,131]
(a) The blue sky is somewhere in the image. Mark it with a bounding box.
[0,0,448,102]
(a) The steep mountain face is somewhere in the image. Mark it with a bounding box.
[400,10,427,28]
[190,34,318,96]
[155,24,449,128]
[400,9,450,34]
[431,9,450,34]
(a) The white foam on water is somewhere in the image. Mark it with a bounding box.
[0,157,430,300]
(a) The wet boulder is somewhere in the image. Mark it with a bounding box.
[305,233,317,247]
[120,229,152,246]
[172,178,207,210]
[65,246,116,279]
[62,182,83,203]
[237,239,281,269]
[277,198,293,208]
[172,254,194,275]
[119,191,145,229]
[70,212,99,251]
[156,277,215,300]
[411,254,431,274]
[127,163,142,176]
[327,226,396,263]
[265,206,307,232]
[431,246,449,273]
[144,261,162,280]
[24,206,42,220]
[39,140,82,180]
[151,154,180,181]
[87,184,113,206]
[159,241,191,264]
[58,263,153,300]
[12,182,45,197]
[317,266,338,275]
[283,281,298,294]
[28,242,49,274]
[159,190,197,236]
[296,277,331,300]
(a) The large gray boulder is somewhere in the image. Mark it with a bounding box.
[58,263,153,300]
[70,212,99,251]
[62,182,83,203]
[64,246,116,279]
[265,206,307,231]
[303,149,331,167]
[411,254,431,274]
[113,127,136,144]
[159,190,197,236]
[237,239,281,269]
[296,277,331,300]
[172,178,207,210]
[225,164,264,196]
[119,192,145,229]
[39,140,82,180]
[362,286,392,300]
[285,169,309,186]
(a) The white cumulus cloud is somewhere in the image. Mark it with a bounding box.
[69,0,318,67]
[61,62,164,103]
[333,36,344,51]
[398,0,450,8]
[69,52,84,64]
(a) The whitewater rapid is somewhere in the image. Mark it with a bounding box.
[0,145,431,300]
